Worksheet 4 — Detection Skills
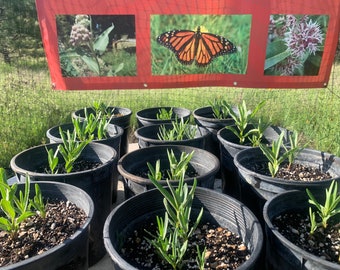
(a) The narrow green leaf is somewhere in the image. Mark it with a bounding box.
[0,217,11,229]
[1,200,15,220]
[264,50,291,70]
[17,211,35,223]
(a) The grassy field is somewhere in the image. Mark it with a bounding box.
[0,56,339,170]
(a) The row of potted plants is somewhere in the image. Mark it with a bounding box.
[9,102,125,267]
[197,100,340,269]
[126,101,340,269]
[3,101,340,269]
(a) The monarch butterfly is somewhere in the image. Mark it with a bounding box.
[157,26,236,67]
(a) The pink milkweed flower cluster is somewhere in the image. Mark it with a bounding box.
[69,15,93,47]
[274,56,303,76]
[284,15,324,59]
[268,15,324,75]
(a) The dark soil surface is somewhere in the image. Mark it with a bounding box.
[0,200,87,267]
[273,211,340,265]
[37,160,102,174]
[251,162,332,181]
[121,220,250,269]
[135,167,199,180]
[267,162,339,265]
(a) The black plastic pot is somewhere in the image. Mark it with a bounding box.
[46,122,123,203]
[10,142,118,266]
[2,181,94,270]
[134,123,210,149]
[263,190,340,269]
[72,106,132,157]
[104,187,264,270]
[136,106,191,128]
[217,125,291,199]
[234,147,340,224]
[117,145,220,198]
[46,122,123,159]
[193,106,235,157]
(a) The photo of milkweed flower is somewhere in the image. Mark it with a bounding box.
[264,14,328,76]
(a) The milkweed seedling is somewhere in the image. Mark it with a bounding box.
[307,180,340,234]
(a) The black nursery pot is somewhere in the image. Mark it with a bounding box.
[117,145,220,198]
[136,106,191,128]
[46,122,124,156]
[46,122,123,203]
[217,125,291,199]
[134,123,210,149]
[263,190,340,270]
[2,181,94,270]
[193,106,235,157]
[72,106,132,157]
[234,147,340,225]
[10,142,118,266]
[103,187,264,270]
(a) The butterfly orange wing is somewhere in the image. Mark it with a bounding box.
[196,32,236,66]
[157,28,236,67]
[157,30,197,65]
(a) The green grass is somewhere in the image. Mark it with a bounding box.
[0,56,339,169]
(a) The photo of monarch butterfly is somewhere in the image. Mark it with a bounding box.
[157,26,236,67]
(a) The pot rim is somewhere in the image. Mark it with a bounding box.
[10,142,117,178]
[72,106,132,117]
[46,122,124,141]
[134,123,210,143]
[234,147,340,185]
[136,106,191,120]
[117,145,220,185]
[193,106,234,122]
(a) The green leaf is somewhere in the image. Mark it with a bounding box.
[59,49,82,60]
[17,211,35,223]
[0,182,9,201]
[81,55,100,75]
[264,50,291,70]
[265,40,287,59]
[259,144,275,163]
[0,217,11,230]
[0,168,7,185]
[306,188,322,212]
[46,147,59,174]
[307,180,340,230]
[1,200,15,220]
[149,177,175,207]
[249,100,266,119]
[93,24,114,54]
[108,62,124,76]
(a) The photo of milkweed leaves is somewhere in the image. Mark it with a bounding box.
[264,14,329,76]
[151,14,251,75]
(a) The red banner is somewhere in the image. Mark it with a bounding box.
[35,0,340,90]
